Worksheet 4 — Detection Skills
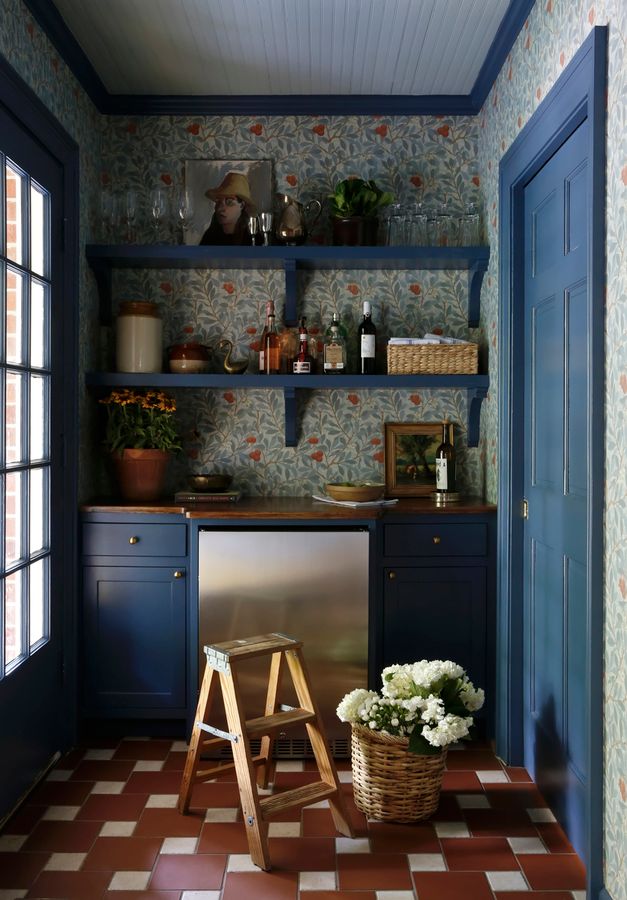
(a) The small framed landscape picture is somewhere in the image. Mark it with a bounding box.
[184,159,273,246]
[384,422,449,497]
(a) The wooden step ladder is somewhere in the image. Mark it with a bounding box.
[178,632,354,870]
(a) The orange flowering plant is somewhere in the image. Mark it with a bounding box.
[99,389,182,454]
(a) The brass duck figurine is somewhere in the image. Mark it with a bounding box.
[218,339,248,375]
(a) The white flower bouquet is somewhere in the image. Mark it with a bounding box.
[337,659,484,756]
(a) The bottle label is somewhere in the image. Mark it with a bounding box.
[293,360,311,374]
[258,348,265,372]
[435,458,448,490]
[360,334,375,358]
[324,343,344,369]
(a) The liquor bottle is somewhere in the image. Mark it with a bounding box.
[323,320,347,374]
[325,311,348,342]
[435,421,456,493]
[264,306,280,374]
[258,300,275,373]
[293,317,313,373]
[358,300,376,374]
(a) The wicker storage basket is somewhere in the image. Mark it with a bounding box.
[387,342,478,375]
[351,724,447,822]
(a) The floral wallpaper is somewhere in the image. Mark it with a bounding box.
[477,1,627,896]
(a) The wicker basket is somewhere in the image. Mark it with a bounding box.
[351,724,447,822]
[387,342,478,375]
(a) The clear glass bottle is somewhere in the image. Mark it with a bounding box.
[323,322,347,374]
[293,317,313,373]
[435,421,456,493]
[264,307,280,374]
[358,300,376,374]
[258,300,275,373]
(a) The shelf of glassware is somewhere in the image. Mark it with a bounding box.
[85,372,489,448]
[85,244,490,328]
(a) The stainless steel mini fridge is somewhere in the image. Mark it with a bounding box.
[198,527,369,756]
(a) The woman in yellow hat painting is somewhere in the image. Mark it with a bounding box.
[199,171,257,245]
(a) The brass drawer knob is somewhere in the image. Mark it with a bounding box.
[129,536,140,545]
[173,570,185,579]
[433,536,441,544]
[388,571,396,580]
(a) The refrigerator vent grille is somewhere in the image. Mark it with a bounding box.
[212,737,350,760]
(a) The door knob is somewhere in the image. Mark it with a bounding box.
[129,536,139,544]
[433,536,441,544]
[388,571,396,580]
[173,570,185,579]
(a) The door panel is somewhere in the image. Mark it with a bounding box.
[523,120,589,858]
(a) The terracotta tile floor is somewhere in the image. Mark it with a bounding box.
[0,738,587,899]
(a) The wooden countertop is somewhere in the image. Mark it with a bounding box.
[81,496,496,518]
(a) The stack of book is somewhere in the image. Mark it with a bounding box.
[174,490,242,503]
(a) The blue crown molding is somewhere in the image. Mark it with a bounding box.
[22,0,532,117]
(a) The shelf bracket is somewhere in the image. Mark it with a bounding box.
[467,261,485,328]
[91,262,113,326]
[466,385,488,447]
[283,259,298,326]
[283,387,298,447]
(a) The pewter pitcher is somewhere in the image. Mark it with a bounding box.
[275,193,322,245]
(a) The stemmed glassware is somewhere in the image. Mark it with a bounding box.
[149,188,168,243]
[248,215,259,246]
[99,188,118,242]
[123,189,138,243]
[260,212,273,246]
[176,188,195,244]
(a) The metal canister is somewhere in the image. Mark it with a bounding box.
[115,300,162,373]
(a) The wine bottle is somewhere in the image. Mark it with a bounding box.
[358,301,376,374]
[293,317,313,373]
[323,319,347,373]
[435,421,456,493]
[258,300,275,373]
[264,307,280,374]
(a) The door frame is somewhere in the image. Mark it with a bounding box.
[496,26,606,897]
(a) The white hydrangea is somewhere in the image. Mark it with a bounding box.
[421,693,445,723]
[460,680,485,712]
[421,713,473,747]
[336,688,377,723]
[409,659,464,688]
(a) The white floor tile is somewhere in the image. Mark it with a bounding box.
[100,821,136,837]
[571,892,587,900]
[507,836,547,854]
[456,793,491,808]
[0,835,27,852]
[486,870,529,890]
[336,837,371,853]
[376,892,416,900]
[42,805,80,821]
[43,852,86,871]
[274,760,304,772]
[108,871,151,890]
[337,770,353,783]
[226,854,259,872]
[0,890,27,899]
[161,837,198,854]
[408,853,447,871]
[434,822,470,838]
[171,741,189,752]
[83,749,115,760]
[91,781,124,794]
[181,893,220,900]
[476,770,509,783]
[307,799,330,808]
[133,760,164,772]
[268,822,300,837]
[146,794,178,808]
[299,871,336,890]
[204,808,239,823]
[527,807,557,823]
[45,769,72,782]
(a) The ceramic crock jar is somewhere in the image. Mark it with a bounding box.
[116,300,163,373]
[168,342,212,374]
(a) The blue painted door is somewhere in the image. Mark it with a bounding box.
[522,120,589,858]
[0,108,69,816]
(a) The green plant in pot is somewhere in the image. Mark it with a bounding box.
[328,177,394,246]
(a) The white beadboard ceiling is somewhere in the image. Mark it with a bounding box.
[50,0,512,97]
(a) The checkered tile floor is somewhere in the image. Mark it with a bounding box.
[0,738,586,899]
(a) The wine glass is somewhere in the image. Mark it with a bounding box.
[260,212,273,246]
[123,189,138,243]
[149,188,167,243]
[248,215,259,246]
[176,188,195,244]
[99,188,118,242]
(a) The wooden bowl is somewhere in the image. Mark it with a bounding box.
[188,473,233,492]
[325,482,385,503]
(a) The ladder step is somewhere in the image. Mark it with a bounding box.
[259,780,338,818]
[205,633,301,666]
[245,707,315,736]
[192,754,267,783]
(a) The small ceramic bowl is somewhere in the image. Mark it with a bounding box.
[168,342,211,374]
[325,482,385,502]
[188,473,233,492]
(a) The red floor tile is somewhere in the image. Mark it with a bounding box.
[267,836,336,871]
[494,893,575,900]
[26,869,111,899]
[535,821,576,852]
[70,759,136,781]
[134,807,204,838]
[103,893,180,899]
[463,807,538,837]
[505,767,533,782]
[484,784,548,809]
[123,772,184,794]
[304,894,376,899]
[4,803,46,833]
[82,835,162,871]
[337,853,413,891]
[518,852,586,890]
[412,871,494,899]
[197,821,250,854]
[444,751,504,771]
[441,770,483,792]
[27,780,95,807]
[368,821,440,853]
[221,870,298,900]
[302,808,339,837]
[113,740,174,761]
[21,819,102,853]
[162,751,187,771]
[76,791,149,821]
[149,853,226,891]
[441,836,520,871]
[0,851,49,889]
[188,780,241,808]
[430,793,463,820]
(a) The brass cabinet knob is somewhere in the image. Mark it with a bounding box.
[388,571,396,580]
[129,536,139,545]
[173,570,185,579]
[433,536,441,544]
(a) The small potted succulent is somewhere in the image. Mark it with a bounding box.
[328,177,394,246]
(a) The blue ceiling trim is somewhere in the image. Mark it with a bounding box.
[21,0,532,117]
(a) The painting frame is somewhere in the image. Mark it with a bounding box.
[384,422,450,497]
[183,159,273,246]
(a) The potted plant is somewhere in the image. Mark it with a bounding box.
[100,388,182,501]
[328,177,394,246]
[337,659,484,821]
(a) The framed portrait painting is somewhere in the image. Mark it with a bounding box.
[384,422,450,497]
[184,159,273,246]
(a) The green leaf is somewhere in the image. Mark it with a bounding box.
[409,731,441,755]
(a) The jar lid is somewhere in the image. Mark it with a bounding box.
[118,300,160,317]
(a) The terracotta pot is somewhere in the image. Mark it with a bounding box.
[112,449,170,501]
[332,216,379,246]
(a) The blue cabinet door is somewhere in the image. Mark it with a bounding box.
[83,566,186,712]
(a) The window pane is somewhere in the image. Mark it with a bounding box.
[6,267,25,365]
[30,182,47,278]
[30,374,48,462]
[5,371,23,464]
[5,569,23,667]
[29,467,47,554]
[30,279,48,369]
[5,470,23,566]
[29,558,46,647]
[5,161,24,267]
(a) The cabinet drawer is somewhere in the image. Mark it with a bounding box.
[384,523,487,557]
[82,522,187,557]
